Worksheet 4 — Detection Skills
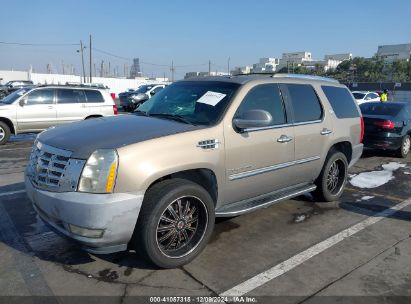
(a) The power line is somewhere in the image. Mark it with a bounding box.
[0,41,79,46]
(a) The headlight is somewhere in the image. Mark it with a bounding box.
[78,149,118,193]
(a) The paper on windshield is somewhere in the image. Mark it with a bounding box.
[196,91,226,107]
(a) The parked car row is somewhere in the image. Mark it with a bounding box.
[0,84,117,144]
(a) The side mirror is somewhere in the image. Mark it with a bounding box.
[150,91,156,96]
[19,99,26,107]
[233,109,273,131]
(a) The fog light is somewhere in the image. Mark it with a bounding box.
[68,224,104,238]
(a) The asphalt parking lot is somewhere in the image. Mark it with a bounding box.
[1,135,411,303]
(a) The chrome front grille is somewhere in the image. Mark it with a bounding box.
[28,141,73,191]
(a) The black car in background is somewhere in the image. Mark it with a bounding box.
[119,84,166,112]
[360,102,411,158]
[0,80,34,99]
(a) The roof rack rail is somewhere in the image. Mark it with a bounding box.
[232,72,339,83]
[273,73,339,83]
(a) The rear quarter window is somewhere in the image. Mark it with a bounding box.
[84,90,105,103]
[322,86,360,119]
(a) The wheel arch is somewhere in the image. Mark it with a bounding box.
[0,117,16,135]
[328,141,352,164]
[145,168,219,206]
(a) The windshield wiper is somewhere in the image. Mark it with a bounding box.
[149,113,195,125]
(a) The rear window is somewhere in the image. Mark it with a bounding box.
[85,90,104,103]
[360,103,403,116]
[284,84,322,123]
[322,86,360,119]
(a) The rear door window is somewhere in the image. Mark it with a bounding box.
[235,84,287,126]
[57,89,86,104]
[322,86,360,119]
[84,90,104,103]
[282,84,322,123]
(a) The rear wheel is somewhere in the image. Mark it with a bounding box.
[313,151,348,202]
[0,122,11,145]
[396,135,410,158]
[132,179,215,268]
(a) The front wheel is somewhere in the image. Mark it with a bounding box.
[133,179,215,268]
[313,151,348,202]
[396,135,410,158]
[0,122,11,145]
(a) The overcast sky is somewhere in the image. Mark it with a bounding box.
[1,0,410,79]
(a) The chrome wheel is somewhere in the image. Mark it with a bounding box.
[0,127,4,141]
[326,159,345,195]
[403,136,410,156]
[156,196,208,258]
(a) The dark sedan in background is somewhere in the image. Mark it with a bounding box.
[360,102,411,158]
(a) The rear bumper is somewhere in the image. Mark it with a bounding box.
[363,137,402,150]
[25,176,144,254]
[349,143,363,168]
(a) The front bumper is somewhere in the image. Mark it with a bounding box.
[25,177,144,254]
[349,143,364,168]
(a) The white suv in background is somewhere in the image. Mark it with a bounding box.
[0,85,118,145]
[352,91,381,104]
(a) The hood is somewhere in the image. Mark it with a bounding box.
[38,114,203,159]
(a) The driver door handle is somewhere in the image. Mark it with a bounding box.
[277,135,293,143]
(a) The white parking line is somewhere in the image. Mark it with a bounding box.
[221,197,411,297]
[0,189,26,197]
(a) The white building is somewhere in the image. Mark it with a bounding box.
[231,66,253,75]
[251,58,280,73]
[377,43,411,62]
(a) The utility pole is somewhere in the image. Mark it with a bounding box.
[62,60,65,75]
[100,60,104,77]
[94,63,96,78]
[89,34,92,83]
[228,57,230,75]
[109,62,111,77]
[209,60,211,76]
[170,61,175,82]
[79,40,86,83]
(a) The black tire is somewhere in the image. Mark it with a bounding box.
[312,151,348,202]
[0,122,11,145]
[132,178,215,268]
[396,135,410,158]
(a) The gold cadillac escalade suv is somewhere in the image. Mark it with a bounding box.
[25,74,364,268]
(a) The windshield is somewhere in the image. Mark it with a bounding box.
[135,85,155,94]
[360,103,403,116]
[137,81,240,126]
[353,92,366,99]
[0,88,31,104]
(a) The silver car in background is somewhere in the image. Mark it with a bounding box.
[0,85,118,144]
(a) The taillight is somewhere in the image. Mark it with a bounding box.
[360,116,364,143]
[113,105,118,115]
[110,93,116,100]
[373,120,395,129]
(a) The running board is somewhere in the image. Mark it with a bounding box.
[215,184,317,217]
